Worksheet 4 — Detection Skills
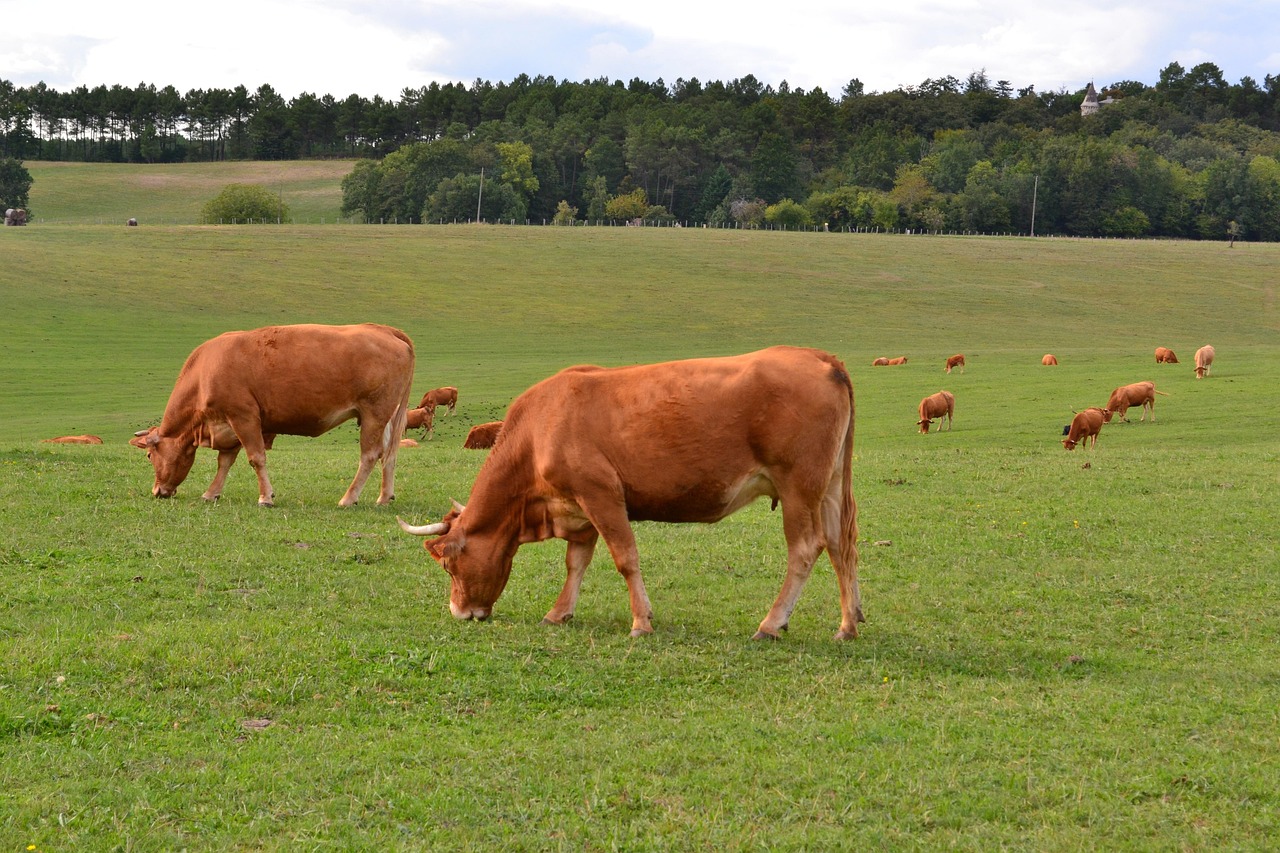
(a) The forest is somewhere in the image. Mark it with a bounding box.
[3,61,1280,239]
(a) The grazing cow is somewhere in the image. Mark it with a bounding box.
[1062,408,1106,450]
[871,357,890,366]
[886,356,908,366]
[463,421,503,449]
[944,354,965,374]
[1154,346,1179,364]
[43,435,103,445]
[1194,345,1215,379]
[130,323,414,506]
[1042,354,1058,366]
[418,386,458,415]
[406,406,435,438]
[917,390,955,433]
[1102,381,1168,423]
[398,346,861,641]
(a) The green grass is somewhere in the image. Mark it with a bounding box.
[2,212,1278,849]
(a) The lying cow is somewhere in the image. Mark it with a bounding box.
[871,357,890,367]
[463,420,503,449]
[1102,381,1168,423]
[1154,346,1179,364]
[398,346,861,641]
[944,354,965,373]
[1062,408,1105,450]
[886,356,908,366]
[418,386,458,415]
[917,390,955,433]
[42,435,103,445]
[131,323,414,506]
[1042,354,1058,366]
[406,406,435,438]
[1194,345,1215,379]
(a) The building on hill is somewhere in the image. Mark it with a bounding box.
[1080,82,1115,116]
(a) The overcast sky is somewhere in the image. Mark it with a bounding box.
[3,0,1279,101]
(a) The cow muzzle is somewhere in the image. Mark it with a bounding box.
[449,601,491,621]
[153,484,175,499]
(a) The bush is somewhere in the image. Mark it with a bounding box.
[552,200,579,225]
[202,184,290,224]
[764,198,814,229]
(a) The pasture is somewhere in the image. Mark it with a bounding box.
[2,204,1279,849]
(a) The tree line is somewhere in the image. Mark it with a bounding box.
[3,62,1280,239]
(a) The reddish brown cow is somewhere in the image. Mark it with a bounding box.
[43,435,103,444]
[1042,354,1058,365]
[871,357,890,366]
[1154,346,1179,363]
[944,354,965,373]
[1102,381,1168,423]
[1194,345,1215,379]
[886,356,908,366]
[398,346,861,641]
[1062,408,1105,450]
[463,421,503,449]
[916,390,955,433]
[406,406,435,438]
[130,323,414,506]
[417,386,458,415]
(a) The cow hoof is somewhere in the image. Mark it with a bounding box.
[629,627,653,638]
[833,629,859,641]
[541,614,573,626]
[258,500,274,508]
[751,630,782,641]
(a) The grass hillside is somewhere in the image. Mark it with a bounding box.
[1,188,1278,849]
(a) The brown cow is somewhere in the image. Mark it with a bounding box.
[1102,381,1168,423]
[1194,345,1215,379]
[398,346,861,641]
[944,354,965,374]
[1062,408,1105,450]
[406,406,435,438]
[1042,354,1058,366]
[43,435,103,444]
[917,390,955,433]
[1154,346,1179,364]
[417,386,458,415]
[130,323,414,506]
[463,421,503,449]
[886,356,908,366]
[871,357,890,366]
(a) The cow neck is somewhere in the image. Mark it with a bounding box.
[461,437,535,542]
[158,367,205,438]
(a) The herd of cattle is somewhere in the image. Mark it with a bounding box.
[39,324,1218,640]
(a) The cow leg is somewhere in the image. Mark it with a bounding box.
[342,413,398,507]
[226,418,275,506]
[755,492,826,640]
[821,480,863,640]
[543,533,599,626]
[202,447,241,501]
[579,501,653,636]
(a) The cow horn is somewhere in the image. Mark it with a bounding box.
[134,429,150,437]
[397,516,450,536]
[451,499,466,513]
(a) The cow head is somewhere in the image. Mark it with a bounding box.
[398,502,518,621]
[917,418,932,434]
[1101,409,1116,424]
[1062,437,1078,450]
[131,427,198,498]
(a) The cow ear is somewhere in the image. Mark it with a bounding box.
[426,534,464,562]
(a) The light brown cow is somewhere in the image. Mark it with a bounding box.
[1062,408,1105,450]
[406,406,435,438]
[130,323,414,506]
[400,438,419,448]
[1041,354,1058,365]
[871,357,890,366]
[944,354,965,373]
[1102,381,1168,423]
[1154,346,1179,364]
[418,386,458,415]
[917,390,955,433]
[1194,345,1215,379]
[886,356,908,366]
[463,421,503,449]
[43,435,103,444]
[398,346,861,641]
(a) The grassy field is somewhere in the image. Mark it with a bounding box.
[2,199,1279,849]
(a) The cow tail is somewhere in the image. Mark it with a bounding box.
[840,391,858,579]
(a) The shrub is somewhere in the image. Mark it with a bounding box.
[764,198,814,229]
[202,184,290,224]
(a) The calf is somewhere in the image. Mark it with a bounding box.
[944,354,965,373]
[1194,345,1215,379]
[1103,381,1167,423]
[406,406,435,438]
[1154,346,1179,364]
[917,390,955,433]
[43,435,103,445]
[1062,408,1105,450]
[1042,354,1058,366]
[463,421,504,449]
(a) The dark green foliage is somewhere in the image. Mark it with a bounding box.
[0,156,32,211]
[201,183,290,223]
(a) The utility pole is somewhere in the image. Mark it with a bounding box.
[476,167,484,224]
[1030,175,1039,237]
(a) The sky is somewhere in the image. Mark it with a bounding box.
[3,0,1279,101]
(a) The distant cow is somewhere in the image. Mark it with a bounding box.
[397,346,861,641]
[871,357,890,366]
[1103,381,1168,423]
[463,421,503,449]
[1062,408,1106,450]
[42,435,103,445]
[944,354,965,373]
[886,357,908,366]
[1194,345,1215,379]
[418,386,458,415]
[130,323,414,506]
[917,390,955,433]
[1042,354,1058,366]
[1154,347,1179,364]
[400,438,419,448]
[406,406,435,438]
